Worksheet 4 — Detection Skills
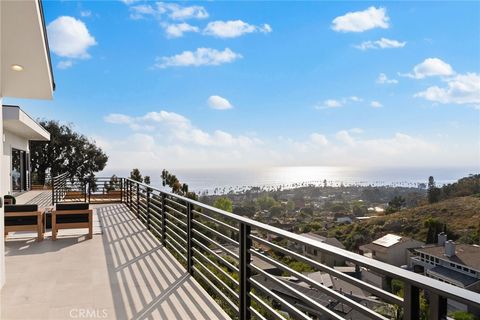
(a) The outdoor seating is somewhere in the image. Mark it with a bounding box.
[52,202,93,240]
[4,204,44,241]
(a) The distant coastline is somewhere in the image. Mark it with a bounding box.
[100,166,479,194]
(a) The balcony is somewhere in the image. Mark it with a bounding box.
[2,174,480,320]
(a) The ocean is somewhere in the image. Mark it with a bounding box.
[99,166,478,194]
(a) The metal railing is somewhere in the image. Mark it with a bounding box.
[53,175,480,319]
[120,178,480,320]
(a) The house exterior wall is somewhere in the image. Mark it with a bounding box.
[1,129,30,195]
[366,240,424,267]
[0,0,5,286]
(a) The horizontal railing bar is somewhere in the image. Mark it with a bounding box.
[165,211,187,228]
[249,278,311,320]
[249,292,286,320]
[149,213,163,227]
[193,266,239,314]
[165,225,187,245]
[165,219,187,237]
[192,219,239,246]
[149,224,163,240]
[149,218,163,233]
[192,229,239,260]
[250,234,403,305]
[251,250,388,320]
[251,264,344,320]
[192,238,239,273]
[193,247,239,287]
[193,256,239,299]
[149,199,163,211]
[165,198,187,210]
[250,307,267,320]
[165,239,187,260]
[164,204,187,219]
[193,209,239,233]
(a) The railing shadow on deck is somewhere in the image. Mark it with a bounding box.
[97,204,228,320]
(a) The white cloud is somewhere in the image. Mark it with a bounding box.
[332,7,389,32]
[47,16,96,59]
[129,2,208,20]
[349,96,363,102]
[104,113,134,124]
[415,73,480,106]
[377,73,398,84]
[310,133,329,146]
[154,48,242,68]
[402,58,454,79]
[164,23,199,38]
[121,0,140,4]
[80,10,92,18]
[129,4,156,19]
[355,38,406,50]
[315,96,363,109]
[316,99,343,109]
[159,2,208,20]
[336,130,355,145]
[204,20,272,38]
[207,95,233,110]
[104,110,261,150]
[57,60,74,70]
[370,100,383,108]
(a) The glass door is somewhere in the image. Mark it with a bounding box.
[12,149,27,192]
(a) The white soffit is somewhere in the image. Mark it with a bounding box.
[1,0,54,100]
[3,105,50,141]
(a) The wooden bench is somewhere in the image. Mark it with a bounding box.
[52,203,93,240]
[4,204,44,241]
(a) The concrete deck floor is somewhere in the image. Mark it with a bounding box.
[1,204,229,320]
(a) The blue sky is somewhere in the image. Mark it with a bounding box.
[6,1,480,170]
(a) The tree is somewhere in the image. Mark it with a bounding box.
[256,195,277,210]
[130,168,143,182]
[144,176,151,185]
[104,174,119,192]
[30,120,108,184]
[161,169,198,200]
[385,196,406,214]
[427,176,440,204]
[214,197,233,212]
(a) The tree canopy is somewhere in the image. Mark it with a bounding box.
[213,197,233,212]
[30,120,108,184]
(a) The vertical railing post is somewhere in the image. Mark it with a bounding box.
[88,180,91,203]
[84,181,87,203]
[161,193,166,246]
[126,180,130,207]
[429,292,447,320]
[403,283,420,320]
[239,222,252,320]
[51,176,55,205]
[136,183,140,216]
[186,201,193,275]
[146,187,151,230]
[120,178,123,203]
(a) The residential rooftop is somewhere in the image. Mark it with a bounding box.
[416,244,480,271]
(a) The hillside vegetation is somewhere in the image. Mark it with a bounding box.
[330,192,480,251]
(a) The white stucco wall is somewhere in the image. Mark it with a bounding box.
[0,0,5,287]
[1,129,30,195]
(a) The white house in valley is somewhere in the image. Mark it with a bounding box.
[2,105,50,195]
[0,0,55,288]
